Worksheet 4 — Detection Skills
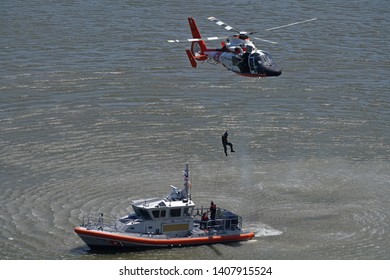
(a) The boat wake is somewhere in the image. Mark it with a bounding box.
[246,223,283,237]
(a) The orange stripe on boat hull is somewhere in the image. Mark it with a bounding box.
[74,227,255,247]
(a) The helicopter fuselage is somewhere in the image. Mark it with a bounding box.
[185,17,282,78]
[171,16,316,77]
[190,35,281,77]
[205,48,281,77]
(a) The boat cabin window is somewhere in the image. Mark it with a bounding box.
[152,210,159,218]
[138,208,152,220]
[152,209,166,219]
[169,208,182,217]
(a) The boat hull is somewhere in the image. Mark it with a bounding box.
[74,227,255,249]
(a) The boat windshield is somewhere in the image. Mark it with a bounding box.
[133,206,152,220]
[152,209,166,219]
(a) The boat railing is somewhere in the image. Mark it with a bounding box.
[81,212,119,231]
[203,217,242,233]
[192,207,243,232]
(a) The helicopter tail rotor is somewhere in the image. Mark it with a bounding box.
[185,49,207,68]
[185,41,208,68]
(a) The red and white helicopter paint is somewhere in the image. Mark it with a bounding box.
[168,17,317,78]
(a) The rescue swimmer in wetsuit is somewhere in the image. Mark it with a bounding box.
[221,131,235,156]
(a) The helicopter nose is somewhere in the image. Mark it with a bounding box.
[266,66,282,76]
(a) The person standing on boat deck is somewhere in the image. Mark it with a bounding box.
[201,213,209,229]
[222,131,235,156]
[210,201,217,220]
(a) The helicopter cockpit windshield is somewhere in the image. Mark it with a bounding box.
[260,51,274,66]
[248,51,281,76]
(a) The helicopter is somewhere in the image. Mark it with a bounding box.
[168,17,317,78]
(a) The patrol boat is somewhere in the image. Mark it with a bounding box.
[74,163,255,249]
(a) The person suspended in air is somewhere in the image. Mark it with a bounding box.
[222,131,235,156]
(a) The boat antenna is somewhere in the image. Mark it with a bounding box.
[183,162,190,200]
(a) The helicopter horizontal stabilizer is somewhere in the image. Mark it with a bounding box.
[186,50,207,68]
[186,50,197,68]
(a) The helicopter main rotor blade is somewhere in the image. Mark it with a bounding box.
[207,16,244,34]
[167,36,225,43]
[169,17,316,45]
[207,16,316,43]
[265,18,317,31]
[252,37,278,44]
[208,16,280,44]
